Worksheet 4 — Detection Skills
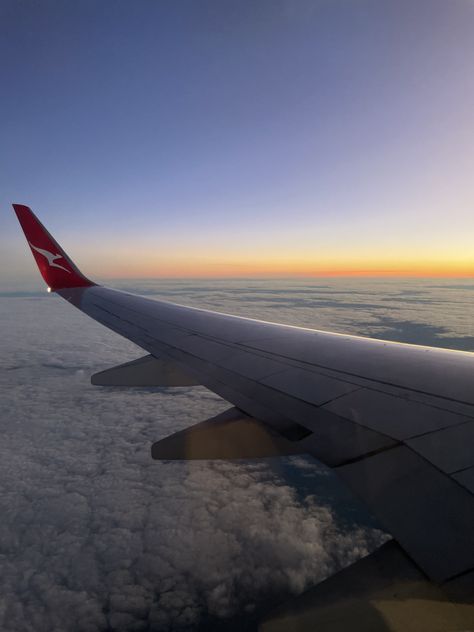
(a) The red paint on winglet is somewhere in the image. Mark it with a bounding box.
[12,204,95,290]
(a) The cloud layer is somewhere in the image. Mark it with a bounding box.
[4,278,471,631]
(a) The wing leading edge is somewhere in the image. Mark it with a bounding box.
[13,204,474,594]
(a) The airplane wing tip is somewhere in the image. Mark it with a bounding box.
[12,203,32,219]
[12,202,95,291]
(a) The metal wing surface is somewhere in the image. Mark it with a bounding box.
[13,204,474,590]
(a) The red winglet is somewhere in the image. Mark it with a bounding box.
[13,204,95,291]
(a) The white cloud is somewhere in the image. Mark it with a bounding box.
[0,292,390,631]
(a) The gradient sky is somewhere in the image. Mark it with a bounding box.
[1,0,474,285]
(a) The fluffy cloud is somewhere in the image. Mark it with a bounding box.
[0,285,422,631]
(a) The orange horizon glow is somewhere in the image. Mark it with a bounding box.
[76,240,474,280]
[93,259,474,279]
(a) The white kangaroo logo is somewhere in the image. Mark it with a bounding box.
[29,243,70,273]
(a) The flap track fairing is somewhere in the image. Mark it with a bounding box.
[91,354,199,387]
[151,407,304,460]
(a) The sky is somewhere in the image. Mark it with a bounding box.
[1,0,474,283]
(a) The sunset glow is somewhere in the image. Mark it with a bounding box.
[85,250,474,279]
[1,1,474,284]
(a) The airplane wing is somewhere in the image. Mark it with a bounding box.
[13,204,474,623]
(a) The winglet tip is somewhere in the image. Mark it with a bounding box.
[12,203,95,290]
[12,204,36,227]
[12,203,31,213]
[12,204,32,219]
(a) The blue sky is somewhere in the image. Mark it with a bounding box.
[1,0,474,283]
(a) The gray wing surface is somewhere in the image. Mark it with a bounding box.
[59,285,474,585]
[13,204,474,598]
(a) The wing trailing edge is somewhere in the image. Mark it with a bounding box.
[261,540,474,631]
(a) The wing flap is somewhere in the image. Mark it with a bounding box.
[323,388,471,441]
[336,445,474,583]
[261,540,474,631]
